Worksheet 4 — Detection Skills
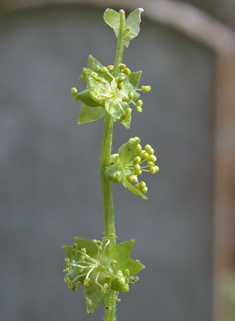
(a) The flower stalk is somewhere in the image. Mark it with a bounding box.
[101,10,126,321]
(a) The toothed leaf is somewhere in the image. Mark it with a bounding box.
[120,258,145,276]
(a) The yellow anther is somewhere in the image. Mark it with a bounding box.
[111,260,117,266]
[79,74,85,81]
[101,67,108,74]
[118,63,126,69]
[84,278,91,286]
[148,155,157,162]
[135,170,142,176]
[125,107,132,115]
[91,71,98,78]
[144,144,152,153]
[122,97,129,102]
[136,106,142,113]
[143,152,149,159]
[150,167,156,174]
[71,87,77,95]
[129,91,134,99]
[136,144,142,151]
[136,99,143,107]
[96,77,103,82]
[117,84,123,90]
[142,186,148,193]
[141,85,151,92]
[149,148,154,155]
[127,175,138,183]
[147,161,154,167]
[150,166,159,174]
[96,97,102,104]
[134,156,141,164]
[89,91,96,99]
[134,164,141,172]
[134,136,140,141]
[139,181,146,189]
[107,65,114,71]
[120,113,126,120]
[124,68,131,75]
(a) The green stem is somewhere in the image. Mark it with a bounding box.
[100,10,126,321]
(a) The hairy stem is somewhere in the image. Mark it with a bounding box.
[100,9,126,321]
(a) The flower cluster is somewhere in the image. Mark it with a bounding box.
[63,237,144,313]
[105,137,159,199]
[71,55,151,129]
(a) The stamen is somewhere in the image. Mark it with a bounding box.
[118,63,126,70]
[107,65,114,71]
[124,68,131,75]
[101,67,108,74]
[71,87,77,95]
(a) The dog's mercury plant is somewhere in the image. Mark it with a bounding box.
[63,8,159,320]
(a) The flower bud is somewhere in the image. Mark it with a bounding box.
[71,87,77,95]
[141,85,151,92]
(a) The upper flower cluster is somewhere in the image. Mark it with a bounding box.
[63,236,144,313]
[71,55,151,129]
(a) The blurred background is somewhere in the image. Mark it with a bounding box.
[0,1,234,321]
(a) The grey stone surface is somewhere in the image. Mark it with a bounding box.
[0,4,214,321]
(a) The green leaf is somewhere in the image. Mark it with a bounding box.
[62,245,74,260]
[87,55,112,83]
[119,107,132,129]
[104,8,144,47]
[118,138,140,166]
[84,68,112,106]
[120,258,145,276]
[105,162,123,183]
[125,8,144,47]
[123,176,147,200]
[84,270,111,313]
[103,8,120,34]
[87,55,104,72]
[74,237,98,258]
[78,104,105,124]
[128,71,142,88]
[108,240,135,271]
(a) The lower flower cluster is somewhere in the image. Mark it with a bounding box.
[63,236,144,313]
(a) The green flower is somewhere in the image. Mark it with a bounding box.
[105,137,159,199]
[63,236,144,313]
[71,56,151,128]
